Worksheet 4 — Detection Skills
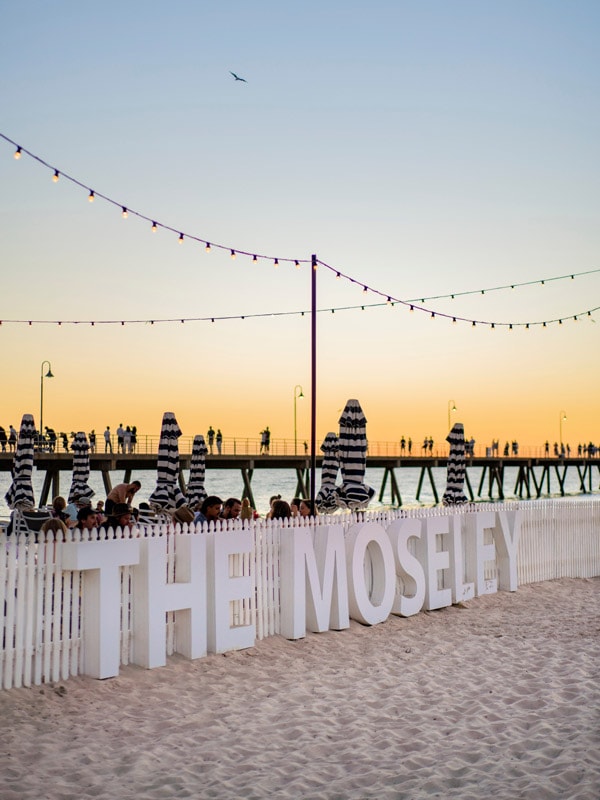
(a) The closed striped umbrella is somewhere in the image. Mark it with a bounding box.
[186,434,208,510]
[442,422,468,505]
[148,412,186,510]
[68,431,95,503]
[5,414,36,510]
[334,399,374,510]
[315,432,339,514]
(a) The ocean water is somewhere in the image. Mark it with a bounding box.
[1,464,598,518]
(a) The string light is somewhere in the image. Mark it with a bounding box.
[1,302,595,328]
[205,242,211,252]
[2,132,309,268]
[2,133,598,334]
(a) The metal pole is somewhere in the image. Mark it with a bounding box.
[310,254,317,505]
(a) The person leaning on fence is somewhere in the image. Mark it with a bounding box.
[290,497,303,517]
[105,480,141,515]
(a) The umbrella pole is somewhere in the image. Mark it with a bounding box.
[310,253,317,506]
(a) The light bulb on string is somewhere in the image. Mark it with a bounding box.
[151,221,157,232]
[14,147,21,160]
[88,190,95,202]
[205,242,211,252]
[230,250,236,260]
[122,207,128,219]
[52,170,59,182]
[253,255,258,262]
[295,260,300,269]
[274,259,279,267]
[179,233,184,244]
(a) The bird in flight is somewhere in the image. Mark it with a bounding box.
[230,71,247,82]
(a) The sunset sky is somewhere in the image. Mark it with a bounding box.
[1,1,599,451]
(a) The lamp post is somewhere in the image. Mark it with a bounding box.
[293,384,304,455]
[559,410,567,446]
[40,360,54,443]
[447,399,457,431]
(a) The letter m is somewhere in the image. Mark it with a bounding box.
[280,525,349,639]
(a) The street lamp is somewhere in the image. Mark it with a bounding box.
[293,385,304,455]
[559,410,567,446]
[40,360,54,442]
[447,399,457,431]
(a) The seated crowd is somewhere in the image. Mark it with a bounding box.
[32,483,318,537]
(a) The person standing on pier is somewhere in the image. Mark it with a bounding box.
[216,429,223,454]
[89,430,96,453]
[8,425,17,452]
[207,426,215,455]
[117,423,125,454]
[104,426,112,453]
[0,426,7,452]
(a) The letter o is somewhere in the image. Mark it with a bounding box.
[346,522,396,625]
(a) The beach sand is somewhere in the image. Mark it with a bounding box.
[2,578,599,799]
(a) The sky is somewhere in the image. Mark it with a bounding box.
[1,0,599,451]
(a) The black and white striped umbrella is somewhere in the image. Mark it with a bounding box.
[334,399,375,510]
[148,412,186,510]
[5,414,36,510]
[442,422,468,505]
[186,434,208,510]
[315,432,340,514]
[68,431,95,503]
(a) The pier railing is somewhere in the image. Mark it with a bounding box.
[28,434,594,460]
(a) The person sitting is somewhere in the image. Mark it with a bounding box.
[265,494,282,519]
[221,497,242,520]
[105,480,141,515]
[51,496,70,523]
[290,497,303,517]
[64,496,93,526]
[102,502,134,531]
[40,517,68,542]
[170,506,195,526]
[270,499,291,520]
[194,495,223,526]
[299,499,316,518]
[76,506,99,532]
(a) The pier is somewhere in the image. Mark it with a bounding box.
[1,452,599,508]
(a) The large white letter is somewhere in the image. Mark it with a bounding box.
[132,532,207,669]
[280,525,349,639]
[447,515,475,603]
[492,510,522,591]
[346,522,395,625]
[63,536,140,679]
[386,518,426,617]
[416,516,452,610]
[465,511,498,596]
[207,530,255,653]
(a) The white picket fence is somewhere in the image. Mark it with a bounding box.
[1,500,599,691]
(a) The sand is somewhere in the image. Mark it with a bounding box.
[2,577,599,800]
